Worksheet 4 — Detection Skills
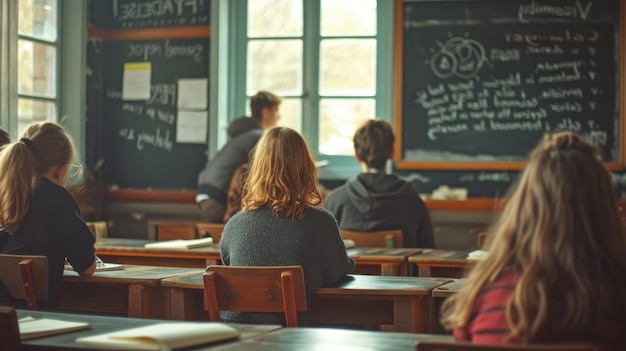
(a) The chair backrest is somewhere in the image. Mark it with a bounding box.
[0,254,48,310]
[156,225,197,241]
[0,306,20,351]
[416,341,597,351]
[477,232,488,250]
[203,265,307,327]
[196,223,225,244]
[340,229,403,248]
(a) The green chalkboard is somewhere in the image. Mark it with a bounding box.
[395,0,623,170]
[100,38,209,189]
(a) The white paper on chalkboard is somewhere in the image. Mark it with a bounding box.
[177,111,208,144]
[122,62,151,101]
[177,78,208,110]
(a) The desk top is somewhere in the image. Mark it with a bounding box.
[18,309,281,350]
[96,238,221,255]
[347,247,423,262]
[162,273,451,296]
[408,249,470,264]
[432,279,467,298]
[63,264,203,286]
[209,327,454,351]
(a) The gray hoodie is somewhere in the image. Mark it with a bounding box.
[324,173,435,248]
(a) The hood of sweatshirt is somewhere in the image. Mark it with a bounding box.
[345,173,416,221]
[227,117,261,138]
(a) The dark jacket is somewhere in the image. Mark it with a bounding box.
[0,178,96,308]
[197,117,262,205]
[324,173,435,248]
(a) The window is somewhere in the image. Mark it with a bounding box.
[17,0,58,135]
[229,0,393,178]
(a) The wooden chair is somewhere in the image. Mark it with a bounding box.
[416,341,597,351]
[477,232,488,250]
[196,223,225,244]
[0,306,20,351]
[0,254,48,310]
[203,265,307,327]
[340,229,403,248]
[148,219,199,241]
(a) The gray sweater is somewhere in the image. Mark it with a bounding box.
[219,206,355,325]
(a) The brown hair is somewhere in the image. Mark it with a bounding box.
[441,131,626,343]
[353,119,394,170]
[0,122,80,233]
[250,91,281,121]
[241,127,322,219]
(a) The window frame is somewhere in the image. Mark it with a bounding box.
[0,0,86,155]
[221,0,395,180]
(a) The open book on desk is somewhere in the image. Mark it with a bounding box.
[144,237,213,249]
[76,322,240,350]
[19,316,90,340]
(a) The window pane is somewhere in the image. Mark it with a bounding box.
[247,40,303,96]
[18,98,56,135]
[245,97,302,132]
[318,98,375,155]
[321,0,376,37]
[320,39,376,96]
[18,40,56,98]
[18,0,57,41]
[276,98,302,132]
[248,0,302,38]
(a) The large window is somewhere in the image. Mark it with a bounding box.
[17,0,58,135]
[231,0,393,178]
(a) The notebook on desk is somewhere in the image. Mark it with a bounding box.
[64,260,123,272]
[19,316,90,340]
[76,322,240,350]
[144,237,214,249]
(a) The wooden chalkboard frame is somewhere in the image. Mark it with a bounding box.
[393,0,626,171]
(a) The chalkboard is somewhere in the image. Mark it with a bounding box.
[90,0,210,29]
[395,0,623,170]
[101,38,209,189]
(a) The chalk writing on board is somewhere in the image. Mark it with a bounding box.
[518,1,594,23]
[110,0,209,28]
[127,40,204,62]
[403,24,615,161]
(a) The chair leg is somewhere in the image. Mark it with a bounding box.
[18,259,39,310]
[281,271,298,327]
[203,271,221,322]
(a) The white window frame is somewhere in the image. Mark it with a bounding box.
[214,0,395,180]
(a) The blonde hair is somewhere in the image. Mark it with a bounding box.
[441,131,626,343]
[0,122,80,233]
[241,127,322,219]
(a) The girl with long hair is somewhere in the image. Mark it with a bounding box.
[441,131,626,350]
[219,127,355,325]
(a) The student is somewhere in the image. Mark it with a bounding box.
[441,132,626,350]
[324,119,435,248]
[197,91,281,223]
[219,127,355,326]
[0,128,10,146]
[0,122,97,308]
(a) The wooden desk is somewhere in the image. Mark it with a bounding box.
[95,238,222,268]
[408,250,471,278]
[58,265,203,318]
[348,247,423,276]
[208,327,454,351]
[17,309,281,351]
[161,273,451,333]
[97,238,417,276]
